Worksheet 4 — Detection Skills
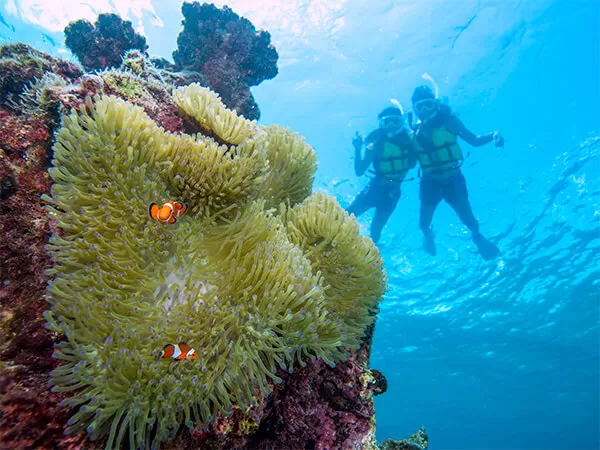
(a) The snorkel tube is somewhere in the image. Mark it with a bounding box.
[421,73,439,98]
[389,98,405,115]
[422,73,449,106]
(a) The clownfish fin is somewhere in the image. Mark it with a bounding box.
[168,215,177,224]
[175,202,188,217]
[149,203,159,220]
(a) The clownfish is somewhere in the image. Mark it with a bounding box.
[149,200,187,224]
[158,343,198,361]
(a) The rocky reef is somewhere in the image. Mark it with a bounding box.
[0,43,82,105]
[64,13,148,72]
[0,41,395,450]
[172,2,279,121]
[62,3,278,121]
[0,43,84,449]
[379,427,429,450]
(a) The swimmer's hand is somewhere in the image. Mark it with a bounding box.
[352,131,363,150]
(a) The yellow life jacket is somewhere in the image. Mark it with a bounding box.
[373,137,412,182]
[417,126,464,177]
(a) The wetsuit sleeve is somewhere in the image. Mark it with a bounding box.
[407,133,419,169]
[354,131,376,176]
[447,115,494,147]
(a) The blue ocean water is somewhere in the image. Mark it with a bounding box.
[2,1,598,449]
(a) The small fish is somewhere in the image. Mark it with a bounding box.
[159,343,198,361]
[41,33,56,47]
[149,200,187,224]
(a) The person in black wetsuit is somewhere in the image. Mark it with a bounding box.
[347,105,417,243]
[410,85,504,260]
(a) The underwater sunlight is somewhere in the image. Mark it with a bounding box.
[0,0,597,449]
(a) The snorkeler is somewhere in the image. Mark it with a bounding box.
[347,103,418,243]
[410,81,504,260]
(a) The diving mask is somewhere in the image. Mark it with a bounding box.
[413,98,438,120]
[379,115,404,130]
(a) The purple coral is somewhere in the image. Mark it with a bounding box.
[64,13,148,71]
[172,2,279,120]
[164,350,379,450]
[252,356,377,449]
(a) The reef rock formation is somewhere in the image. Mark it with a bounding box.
[0,43,81,105]
[379,427,429,450]
[0,43,388,450]
[62,4,278,121]
[0,43,84,449]
[64,13,148,72]
[173,2,279,120]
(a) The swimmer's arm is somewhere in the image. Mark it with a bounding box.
[408,133,420,169]
[354,139,374,176]
[449,115,494,147]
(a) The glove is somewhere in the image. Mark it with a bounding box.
[352,131,363,150]
[493,131,504,148]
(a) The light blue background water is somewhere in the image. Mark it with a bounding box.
[2,1,598,449]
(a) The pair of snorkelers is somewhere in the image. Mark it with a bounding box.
[347,81,503,260]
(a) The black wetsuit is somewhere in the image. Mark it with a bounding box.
[419,170,479,234]
[414,105,494,237]
[347,129,416,243]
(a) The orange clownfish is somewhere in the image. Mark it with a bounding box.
[149,200,188,224]
[158,343,198,361]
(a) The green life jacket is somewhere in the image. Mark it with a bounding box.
[372,131,413,182]
[416,113,464,178]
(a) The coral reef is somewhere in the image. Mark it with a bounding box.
[42,83,384,447]
[0,43,81,105]
[249,342,379,449]
[261,125,317,209]
[0,44,80,448]
[172,2,279,120]
[0,40,390,450]
[379,427,429,450]
[62,3,278,120]
[98,68,184,133]
[173,2,278,86]
[173,83,262,146]
[369,369,388,395]
[163,329,381,449]
[64,13,148,71]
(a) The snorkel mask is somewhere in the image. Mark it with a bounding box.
[412,73,440,121]
[378,99,405,135]
[379,114,404,130]
[413,98,438,120]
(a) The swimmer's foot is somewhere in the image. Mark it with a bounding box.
[473,232,499,261]
[423,232,436,256]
